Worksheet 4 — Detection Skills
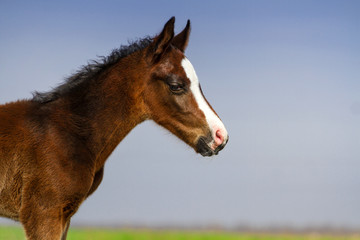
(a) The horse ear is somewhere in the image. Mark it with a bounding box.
[172,20,191,52]
[148,17,175,63]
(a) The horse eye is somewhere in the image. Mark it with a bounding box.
[168,83,184,93]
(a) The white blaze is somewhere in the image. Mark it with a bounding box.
[181,57,228,147]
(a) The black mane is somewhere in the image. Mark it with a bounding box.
[32,37,152,104]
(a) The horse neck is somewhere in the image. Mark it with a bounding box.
[76,53,148,170]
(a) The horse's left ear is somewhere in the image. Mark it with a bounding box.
[148,17,175,63]
[172,20,191,52]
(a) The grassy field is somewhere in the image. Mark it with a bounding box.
[1,226,359,240]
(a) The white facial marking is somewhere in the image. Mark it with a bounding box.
[181,57,228,148]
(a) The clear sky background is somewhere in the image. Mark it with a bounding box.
[0,0,359,229]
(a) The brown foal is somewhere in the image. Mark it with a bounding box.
[0,17,228,239]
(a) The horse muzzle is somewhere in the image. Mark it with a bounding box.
[196,135,229,157]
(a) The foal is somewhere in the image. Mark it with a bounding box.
[0,17,228,239]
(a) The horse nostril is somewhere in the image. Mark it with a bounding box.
[215,129,224,146]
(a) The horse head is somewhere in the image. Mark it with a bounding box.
[143,17,229,156]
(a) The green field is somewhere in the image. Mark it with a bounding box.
[1,226,359,240]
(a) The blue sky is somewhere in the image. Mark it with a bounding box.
[1,1,359,229]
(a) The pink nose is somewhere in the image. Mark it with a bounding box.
[214,129,225,147]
